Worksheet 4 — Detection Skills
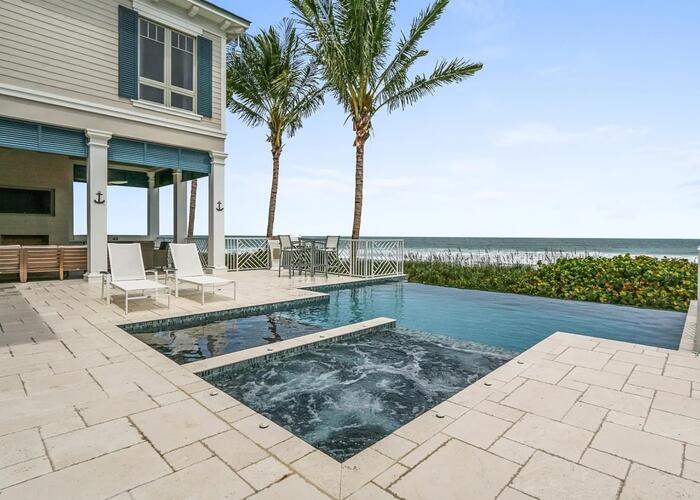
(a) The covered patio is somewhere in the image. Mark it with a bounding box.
[0,118,227,281]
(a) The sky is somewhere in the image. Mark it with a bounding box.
[82,0,700,238]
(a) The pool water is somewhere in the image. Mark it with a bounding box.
[130,314,322,364]
[206,329,514,462]
[140,281,684,461]
[280,282,685,351]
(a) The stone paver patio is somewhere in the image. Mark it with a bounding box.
[1,271,700,499]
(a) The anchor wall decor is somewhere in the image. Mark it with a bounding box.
[93,191,105,204]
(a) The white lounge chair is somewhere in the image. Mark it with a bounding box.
[168,243,236,304]
[104,243,170,315]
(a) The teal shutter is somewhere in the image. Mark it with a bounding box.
[197,36,213,117]
[118,6,139,99]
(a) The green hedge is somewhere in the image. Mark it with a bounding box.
[405,254,697,311]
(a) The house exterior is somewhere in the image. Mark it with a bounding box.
[0,0,249,279]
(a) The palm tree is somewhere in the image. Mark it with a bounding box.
[291,0,482,239]
[186,179,197,239]
[227,20,324,238]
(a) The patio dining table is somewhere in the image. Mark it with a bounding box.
[297,237,328,277]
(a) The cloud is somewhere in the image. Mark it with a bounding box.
[494,122,580,146]
[472,190,508,201]
[451,0,506,23]
[493,122,647,147]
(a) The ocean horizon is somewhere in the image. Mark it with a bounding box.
[211,236,700,259]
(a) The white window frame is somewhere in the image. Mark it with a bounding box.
[138,18,198,114]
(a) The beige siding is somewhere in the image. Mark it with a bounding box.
[0,0,225,136]
[0,149,74,245]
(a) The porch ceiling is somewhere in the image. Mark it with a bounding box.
[73,164,207,188]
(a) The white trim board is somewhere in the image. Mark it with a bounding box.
[0,83,225,139]
[133,0,203,37]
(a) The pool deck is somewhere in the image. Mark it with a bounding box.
[1,271,700,499]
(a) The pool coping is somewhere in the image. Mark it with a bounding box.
[117,294,331,333]
[7,273,700,499]
[186,317,396,376]
[298,274,407,292]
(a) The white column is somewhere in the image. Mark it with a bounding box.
[208,152,227,270]
[173,171,187,243]
[84,129,112,281]
[147,172,159,240]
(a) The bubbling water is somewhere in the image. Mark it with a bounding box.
[207,328,515,462]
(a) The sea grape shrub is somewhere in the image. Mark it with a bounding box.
[405,254,697,311]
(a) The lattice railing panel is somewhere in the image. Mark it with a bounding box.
[225,237,270,271]
[328,239,404,277]
[185,237,208,267]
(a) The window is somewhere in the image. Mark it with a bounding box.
[139,19,196,111]
[0,187,54,215]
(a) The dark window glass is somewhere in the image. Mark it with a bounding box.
[140,84,164,104]
[0,187,53,215]
[139,20,164,82]
[171,31,194,90]
[171,92,193,111]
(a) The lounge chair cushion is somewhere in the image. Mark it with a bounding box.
[110,280,169,292]
[177,275,231,287]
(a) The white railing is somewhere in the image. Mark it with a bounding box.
[185,236,402,276]
[185,237,208,267]
[330,239,404,277]
[225,237,271,271]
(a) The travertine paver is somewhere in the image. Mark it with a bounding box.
[0,428,44,469]
[489,438,535,465]
[443,410,512,449]
[580,385,651,417]
[204,429,268,471]
[580,448,630,479]
[505,414,593,461]
[390,439,518,499]
[248,475,330,500]
[45,418,143,469]
[162,442,213,471]
[270,436,317,464]
[238,456,291,491]
[501,379,580,420]
[620,464,700,499]
[371,434,417,460]
[555,347,611,369]
[130,399,229,453]
[627,370,691,395]
[591,422,683,474]
[130,457,253,500]
[512,451,620,500]
[0,443,171,500]
[3,274,700,499]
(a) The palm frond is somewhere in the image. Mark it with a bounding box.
[226,17,323,146]
[378,59,483,113]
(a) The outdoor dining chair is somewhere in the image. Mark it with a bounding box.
[321,236,340,277]
[168,243,236,303]
[278,235,301,277]
[105,243,170,315]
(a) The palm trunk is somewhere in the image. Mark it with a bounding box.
[187,179,197,239]
[352,113,370,240]
[266,147,282,239]
[351,140,364,240]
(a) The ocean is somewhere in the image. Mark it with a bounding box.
[396,237,699,258]
[219,236,699,261]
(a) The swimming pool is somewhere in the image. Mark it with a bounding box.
[138,281,685,461]
[128,313,322,364]
[205,328,514,461]
[126,281,685,363]
[284,282,685,351]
